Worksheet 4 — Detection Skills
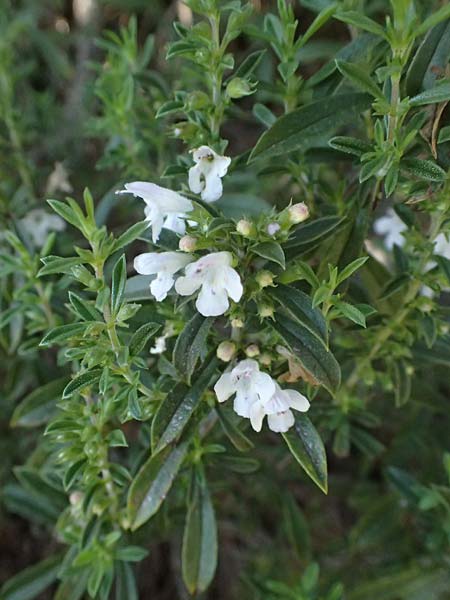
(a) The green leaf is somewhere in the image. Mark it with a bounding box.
[114,562,138,600]
[401,158,446,181]
[113,221,149,251]
[111,255,127,314]
[416,5,450,36]
[215,404,254,452]
[40,323,87,347]
[328,136,372,157]
[335,301,366,327]
[378,274,410,300]
[299,3,337,47]
[63,369,103,398]
[69,292,103,321]
[124,275,153,301]
[11,377,69,427]
[409,80,450,105]
[129,322,162,355]
[47,199,83,230]
[63,458,87,491]
[14,467,66,511]
[182,474,218,595]
[438,125,450,144]
[392,359,411,407]
[337,256,369,283]
[151,358,218,453]
[334,10,386,38]
[127,442,189,530]
[251,241,286,269]
[282,414,328,493]
[335,59,385,100]
[173,314,214,383]
[115,546,149,562]
[284,216,347,257]
[269,285,328,345]
[249,93,371,161]
[435,255,450,284]
[0,554,62,600]
[272,314,340,393]
[233,49,266,79]
[406,20,450,96]
[38,255,84,277]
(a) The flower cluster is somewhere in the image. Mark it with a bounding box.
[214,359,310,433]
[120,145,242,317]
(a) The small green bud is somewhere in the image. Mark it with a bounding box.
[216,341,236,362]
[231,317,244,328]
[255,270,274,288]
[259,353,272,367]
[259,304,274,319]
[226,77,254,99]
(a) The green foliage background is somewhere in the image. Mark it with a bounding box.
[1,0,450,599]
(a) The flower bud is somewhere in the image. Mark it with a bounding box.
[226,77,254,99]
[288,202,309,224]
[255,270,274,288]
[216,341,236,362]
[69,491,83,506]
[231,317,244,328]
[236,219,254,237]
[267,222,281,236]
[179,235,197,252]
[259,304,274,319]
[259,352,272,367]
[245,344,260,357]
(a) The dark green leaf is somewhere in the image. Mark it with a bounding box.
[111,255,127,314]
[251,241,286,269]
[282,414,328,493]
[406,20,450,95]
[409,80,450,105]
[249,93,371,161]
[38,256,84,277]
[400,158,446,181]
[334,11,386,38]
[284,216,347,257]
[63,369,103,398]
[173,314,214,383]
[335,301,366,327]
[335,59,385,99]
[328,136,372,157]
[69,292,103,321]
[113,221,149,251]
[11,377,69,427]
[129,322,162,355]
[182,475,218,595]
[151,358,218,453]
[215,404,254,452]
[0,554,62,600]
[272,314,340,393]
[269,285,328,345]
[127,442,188,530]
[392,359,411,407]
[40,323,87,347]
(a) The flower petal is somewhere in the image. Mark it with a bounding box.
[188,164,203,194]
[163,213,186,235]
[196,283,229,317]
[267,410,295,433]
[119,181,193,212]
[202,174,223,203]
[253,372,276,404]
[223,267,243,302]
[214,373,235,403]
[175,275,202,296]
[150,272,175,301]
[284,389,310,412]
[249,401,265,432]
[233,390,255,418]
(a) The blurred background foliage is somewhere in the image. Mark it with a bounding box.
[1,0,450,598]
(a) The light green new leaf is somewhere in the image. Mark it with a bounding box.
[282,414,328,493]
[111,254,127,314]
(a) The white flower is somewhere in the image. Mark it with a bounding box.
[188,146,231,203]
[214,359,276,418]
[134,251,193,301]
[19,209,66,248]
[118,182,193,243]
[150,335,167,355]
[373,208,407,249]
[175,251,243,316]
[433,233,450,260]
[249,382,310,433]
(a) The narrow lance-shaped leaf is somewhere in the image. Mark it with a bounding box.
[251,241,286,269]
[272,314,341,393]
[282,414,328,493]
[127,441,189,530]
[335,59,385,100]
[182,472,218,595]
[151,357,218,453]
[249,93,372,161]
[111,254,127,314]
[173,314,214,383]
[11,376,69,427]
[129,322,162,355]
[0,554,63,600]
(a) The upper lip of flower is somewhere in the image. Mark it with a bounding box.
[188,146,231,203]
